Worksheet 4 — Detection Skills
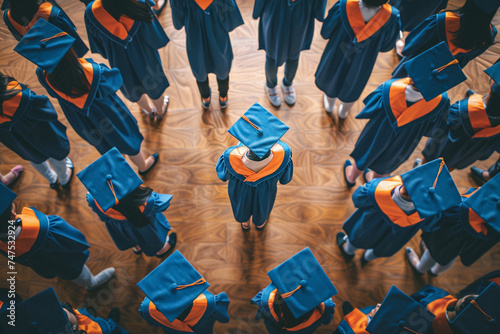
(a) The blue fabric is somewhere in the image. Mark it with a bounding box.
[393,12,497,78]
[3,2,88,58]
[334,307,375,334]
[421,202,500,266]
[251,284,335,334]
[350,80,449,174]
[216,142,293,225]
[457,270,500,298]
[0,84,69,164]
[139,291,229,334]
[389,0,448,31]
[342,179,423,257]
[84,2,169,102]
[170,0,243,82]
[36,58,144,156]
[422,96,500,169]
[86,192,172,256]
[315,1,400,103]
[0,208,90,280]
[253,0,326,66]
[411,285,450,308]
[77,308,131,334]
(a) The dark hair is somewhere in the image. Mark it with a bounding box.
[457,295,476,314]
[0,203,14,241]
[247,150,271,161]
[113,186,153,228]
[47,50,91,98]
[0,73,23,115]
[272,293,322,329]
[60,302,88,334]
[451,0,495,51]
[101,0,153,22]
[362,0,389,7]
[9,0,43,26]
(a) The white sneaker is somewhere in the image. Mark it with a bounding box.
[88,267,115,290]
[280,81,296,106]
[323,94,337,113]
[265,85,281,108]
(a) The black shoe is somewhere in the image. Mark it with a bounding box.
[465,89,476,98]
[156,232,177,258]
[50,180,60,190]
[336,232,355,261]
[470,166,488,186]
[343,160,356,188]
[139,153,159,176]
[342,301,355,316]
[132,247,143,255]
[107,307,120,323]
[61,157,74,190]
[360,252,370,267]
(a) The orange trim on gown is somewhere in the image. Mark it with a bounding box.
[0,81,23,125]
[426,296,456,334]
[91,0,135,40]
[74,309,104,334]
[6,2,54,36]
[0,208,41,257]
[148,293,208,331]
[345,1,392,43]
[229,144,286,183]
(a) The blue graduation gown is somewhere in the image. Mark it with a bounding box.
[315,0,400,103]
[251,284,335,334]
[139,291,230,334]
[343,176,431,257]
[3,1,88,57]
[350,78,449,175]
[421,189,500,267]
[422,94,500,170]
[170,0,243,82]
[86,192,172,257]
[0,81,69,164]
[216,142,293,225]
[36,58,144,156]
[253,0,326,66]
[84,0,169,102]
[75,308,130,334]
[410,286,456,334]
[0,207,90,280]
[392,12,497,78]
[389,0,448,32]
[334,306,376,334]
[457,270,500,298]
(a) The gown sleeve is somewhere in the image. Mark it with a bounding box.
[25,92,59,122]
[252,0,266,20]
[151,192,173,213]
[216,155,229,182]
[314,0,327,22]
[321,298,335,325]
[279,159,293,185]
[401,14,439,57]
[84,13,109,58]
[356,84,384,119]
[380,11,402,52]
[218,0,244,33]
[351,182,374,209]
[320,2,341,40]
[213,292,230,323]
[94,63,124,100]
[170,0,185,30]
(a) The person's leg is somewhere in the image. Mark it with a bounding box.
[151,95,169,119]
[48,158,71,186]
[346,160,364,184]
[283,58,299,87]
[324,95,338,113]
[217,76,229,108]
[156,232,177,256]
[344,238,358,255]
[430,258,455,276]
[72,265,115,290]
[129,149,157,174]
[406,248,438,274]
[363,249,378,262]
[137,95,155,117]
[196,77,211,109]
[265,55,279,89]
[30,161,58,185]
[0,165,23,186]
[338,101,355,119]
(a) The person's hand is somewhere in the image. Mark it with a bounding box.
[368,304,382,318]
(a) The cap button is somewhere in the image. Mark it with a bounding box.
[171,283,177,290]
[432,69,439,76]
[496,200,500,208]
[40,40,47,48]
[398,320,406,327]
[428,187,435,194]
[300,280,307,287]
[106,174,113,181]
[489,318,496,324]
[257,128,264,136]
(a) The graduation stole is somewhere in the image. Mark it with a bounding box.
[466,94,500,138]
[0,81,22,125]
[345,0,392,42]
[148,294,208,331]
[373,176,422,228]
[388,78,442,127]
[228,144,285,183]
[6,2,54,36]
[268,289,325,330]
[425,296,456,334]
[0,208,40,257]
[194,0,214,10]
[73,309,104,334]
[44,58,94,109]
[342,308,370,334]
[91,0,135,40]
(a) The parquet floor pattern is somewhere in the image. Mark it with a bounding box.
[0,0,499,333]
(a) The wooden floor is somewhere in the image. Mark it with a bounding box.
[1,0,499,332]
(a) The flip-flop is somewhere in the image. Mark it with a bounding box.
[343,160,356,188]
[139,153,159,176]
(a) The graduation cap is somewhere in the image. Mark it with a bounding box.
[463,174,500,234]
[403,41,467,101]
[450,282,500,334]
[400,158,462,218]
[366,286,435,334]
[228,103,290,159]
[266,247,338,319]
[13,18,75,73]
[0,183,16,216]
[137,250,210,322]
[0,287,73,334]
[484,61,500,96]
[474,0,500,14]
[77,147,143,211]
